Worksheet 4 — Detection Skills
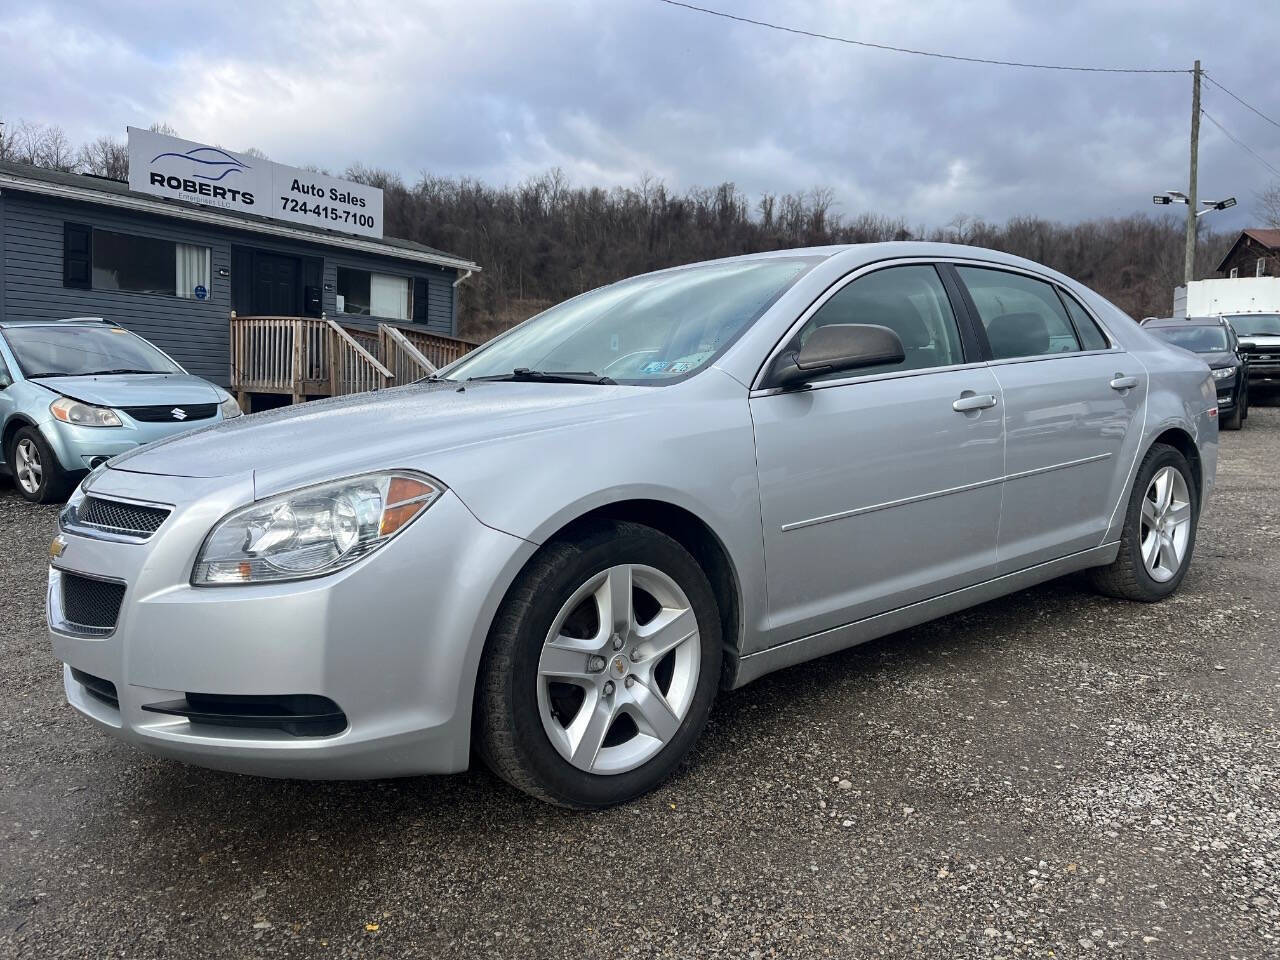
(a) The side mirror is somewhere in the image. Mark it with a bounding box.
[1239,340,1256,351]
[766,323,906,391]
[0,370,11,389]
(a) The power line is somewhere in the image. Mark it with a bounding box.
[654,0,1189,74]
[1200,108,1280,179]
[1202,73,1280,132]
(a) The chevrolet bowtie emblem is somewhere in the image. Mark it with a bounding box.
[171,407,188,421]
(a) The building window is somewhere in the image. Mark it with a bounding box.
[1230,267,1239,279]
[336,267,409,320]
[90,229,210,298]
[1258,258,1268,278]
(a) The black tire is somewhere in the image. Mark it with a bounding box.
[475,519,722,808]
[1089,443,1198,602]
[8,426,72,504]
[1223,396,1244,430]
[1240,385,1249,421]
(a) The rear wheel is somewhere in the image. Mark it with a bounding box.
[475,519,722,808]
[9,427,71,504]
[1089,443,1197,602]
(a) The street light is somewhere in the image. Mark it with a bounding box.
[1152,191,1237,218]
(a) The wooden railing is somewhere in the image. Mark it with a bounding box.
[384,323,477,369]
[379,324,437,383]
[230,313,474,406]
[230,315,331,402]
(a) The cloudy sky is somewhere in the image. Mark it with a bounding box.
[3,0,1278,230]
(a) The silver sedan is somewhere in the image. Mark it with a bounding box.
[48,243,1218,807]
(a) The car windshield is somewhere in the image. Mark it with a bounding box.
[2,325,181,378]
[1150,325,1229,353]
[1225,313,1280,337]
[445,257,821,384]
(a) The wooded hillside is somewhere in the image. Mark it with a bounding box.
[352,167,1234,342]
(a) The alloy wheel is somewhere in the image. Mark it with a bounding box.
[14,439,42,495]
[536,563,701,775]
[1140,465,1191,583]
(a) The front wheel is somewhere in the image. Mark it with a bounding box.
[9,427,72,504]
[475,519,722,808]
[1223,396,1244,430]
[1089,443,1197,602]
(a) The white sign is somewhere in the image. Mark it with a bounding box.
[127,127,384,239]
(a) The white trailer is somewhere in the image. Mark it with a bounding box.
[1173,277,1280,318]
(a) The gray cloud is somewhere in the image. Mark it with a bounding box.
[2,0,1277,230]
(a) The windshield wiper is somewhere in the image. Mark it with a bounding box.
[26,371,77,379]
[469,368,616,385]
[87,368,167,375]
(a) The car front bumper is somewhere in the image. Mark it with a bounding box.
[43,412,228,473]
[48,467,535,779]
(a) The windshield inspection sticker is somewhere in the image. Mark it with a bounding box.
[642,360,670,374]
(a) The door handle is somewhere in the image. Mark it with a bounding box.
[952,393,997,412]
[1110,375,1138,391]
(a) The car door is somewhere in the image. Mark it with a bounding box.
[952,265,1147,574]
[749,263,1004,648]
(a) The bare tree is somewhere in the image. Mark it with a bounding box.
[1260,182,1280,230]
[148,122,179,137]
[78,135,129,179]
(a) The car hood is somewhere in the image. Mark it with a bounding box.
[30,373,221,407]
[105,380,652,492]
[1199,350,1237,369]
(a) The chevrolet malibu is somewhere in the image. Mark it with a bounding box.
[48,244,1217,808]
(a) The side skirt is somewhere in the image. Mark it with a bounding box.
[725,543,1120,689]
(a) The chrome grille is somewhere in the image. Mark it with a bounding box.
[76,496,170,539]
[60,573,125,636]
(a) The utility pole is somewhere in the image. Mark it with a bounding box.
[1184,60,1201,285]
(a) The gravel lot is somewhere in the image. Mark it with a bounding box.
[1,406,1277,959]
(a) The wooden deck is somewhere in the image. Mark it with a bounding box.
[229,314,477,407]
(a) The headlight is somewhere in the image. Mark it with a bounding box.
[192,471,443,586]
[218,393,242,419]
[1211,366,1236,380]
[50,397,122,427]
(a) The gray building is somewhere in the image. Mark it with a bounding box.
[0,160,480,389]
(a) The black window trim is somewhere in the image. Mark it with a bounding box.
[751,257,988,393]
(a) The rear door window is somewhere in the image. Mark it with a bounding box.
[1058,291,1111,351]
[956,266,1082,360]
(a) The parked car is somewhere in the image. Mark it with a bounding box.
[1143,316,1248,429]
[0,318,241,502]
[1223,313,1280,388]
[48,244,1217,808]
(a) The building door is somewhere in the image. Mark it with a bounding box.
[251,253,301,316]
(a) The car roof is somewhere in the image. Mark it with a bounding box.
[1144,316,1227,328]
[0,317,118,329]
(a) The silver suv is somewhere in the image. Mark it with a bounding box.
[48,243,1217,807]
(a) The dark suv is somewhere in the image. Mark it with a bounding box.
[1145,317,1248,429]
[1224,313,1280,388]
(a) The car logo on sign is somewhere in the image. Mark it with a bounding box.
[171,408,188,421]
